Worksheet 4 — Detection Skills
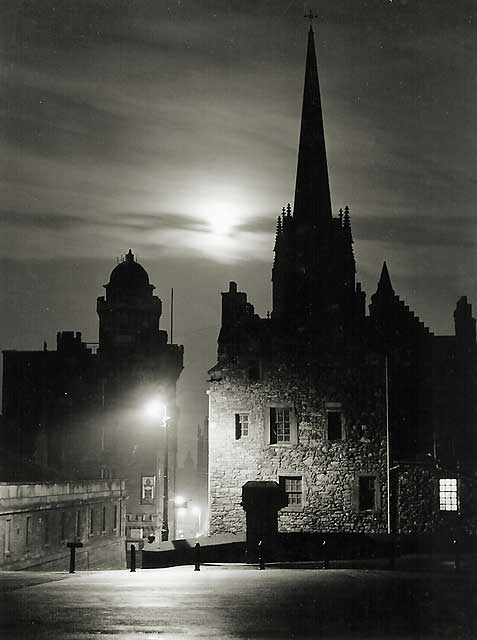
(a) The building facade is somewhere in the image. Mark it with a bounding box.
[208,27,477,545]
[0,480,126,571]
[2,250,183,543]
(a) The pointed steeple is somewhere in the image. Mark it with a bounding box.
[293,25,332,229]
[377,261,394,296]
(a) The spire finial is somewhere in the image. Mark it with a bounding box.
[378,261,394,295]
[304,9,318,30]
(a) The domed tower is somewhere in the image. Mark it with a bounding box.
[97,249,164,355]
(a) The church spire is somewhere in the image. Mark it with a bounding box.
[377,261,394,296]
[293,23,332,229]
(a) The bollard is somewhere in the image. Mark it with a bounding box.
[258,540,265,570]
[194,542,201,571]
[67,541,82,574]
[453,538,460,573]
[322,539,329,569]
[69,545,76,574]
[130,544,136,572]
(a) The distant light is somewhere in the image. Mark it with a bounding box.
[192,506,201,515]
[143,398,166,420]
[174,495,186,507]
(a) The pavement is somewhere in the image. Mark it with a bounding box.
[1,563,476,639]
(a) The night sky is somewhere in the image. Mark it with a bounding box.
[1,1,476,460]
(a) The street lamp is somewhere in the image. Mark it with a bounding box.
[143,398,170,541]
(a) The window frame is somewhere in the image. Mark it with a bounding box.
[235,412,250,440]
[278,472,305,512]
[352,472,381,513]
[266,404,297,446]
[101,506,107,534]
[25,515,32,549]
[43,512,49,546]
[439,478,458,512]
[326,405,344,441]
[89,507,94,536]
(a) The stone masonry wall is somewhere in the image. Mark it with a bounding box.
[396,466,477,536]
[209,355,389,535]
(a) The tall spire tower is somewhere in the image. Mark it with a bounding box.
[293,21,332,229]
[272,19,361,337]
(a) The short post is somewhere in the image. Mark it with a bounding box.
[69,545,76,574]
[130,543,136,572]
[322,539,329,569]
[194,542,201,571]
[67,541,83,574]
[258,540,265,570]
[453,537,460,573]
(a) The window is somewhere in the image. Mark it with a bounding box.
[141,476,155,504]
[359,476,376,511]
[4,520,11,555]
[235,413,249,439]
[113,505,118,532]
[280,476,303,507]
[60,511,66,541]
[270,408,291,444]
[44,513,49,545]
[327,411,342,441]
[26,516,32,548]
[102,506,107,533]
[75,511,81,538]
[89,508,94,535]
[439,478,458,511]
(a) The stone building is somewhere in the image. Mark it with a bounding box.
[2,250,183,543]
[0,479,126,571]
[208,26,477,547]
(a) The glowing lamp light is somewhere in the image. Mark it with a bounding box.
[174,495,186,507]
[143,398,167,421]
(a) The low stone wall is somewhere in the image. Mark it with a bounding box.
[0,480,126,571]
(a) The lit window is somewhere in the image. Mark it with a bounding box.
[271,408,291,444]
[235,413,249,439]
[439,478,458,511]
[359,476,376,511]
[280,476,302,506]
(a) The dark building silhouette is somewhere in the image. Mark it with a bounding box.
[2,250,183,542]
[208,26,477,543]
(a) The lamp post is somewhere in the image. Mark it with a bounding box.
[144,398,170,541]
[162,417,169,541]
[192,505,202,537]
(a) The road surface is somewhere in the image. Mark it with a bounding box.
[1,564,476,639]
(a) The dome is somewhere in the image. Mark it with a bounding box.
[107,250,151,290]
